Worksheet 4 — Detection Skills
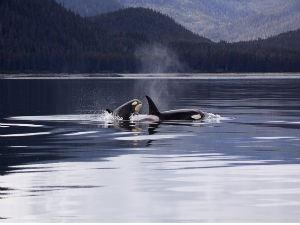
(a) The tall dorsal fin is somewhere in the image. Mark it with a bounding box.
[146,96,160,115]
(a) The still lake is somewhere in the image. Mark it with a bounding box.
[0,75,299,222]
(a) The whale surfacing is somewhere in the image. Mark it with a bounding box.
[106,99,142,120]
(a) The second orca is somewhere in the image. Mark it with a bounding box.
[106,99,142,120]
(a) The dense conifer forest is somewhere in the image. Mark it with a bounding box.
[0,0,299,73]
[89,7,211,44]
[56,0,122,17]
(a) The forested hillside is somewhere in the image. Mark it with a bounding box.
[0,0,299,73]
[233,29,300,51]
[55,0,122,17]
[89,7,210,43]
[0,0,136,73]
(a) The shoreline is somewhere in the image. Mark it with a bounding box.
[0,72,299,79]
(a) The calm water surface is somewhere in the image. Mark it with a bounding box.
[0,76,299,222]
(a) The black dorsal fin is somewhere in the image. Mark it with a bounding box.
[146,96,160,115]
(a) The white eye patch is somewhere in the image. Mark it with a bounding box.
[135,104,142,112]
[191,114,202,120]
[131,101,138,106]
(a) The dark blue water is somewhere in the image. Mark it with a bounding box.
[0,76,299,222]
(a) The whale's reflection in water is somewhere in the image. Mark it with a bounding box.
[5,112,224,150]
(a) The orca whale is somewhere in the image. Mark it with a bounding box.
[106,99,142,120]
[145,95,205,121]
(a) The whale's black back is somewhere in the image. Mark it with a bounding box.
[145,95,205,121]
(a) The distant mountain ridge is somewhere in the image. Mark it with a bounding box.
[208,0,300,42]
[118,0,300,42]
